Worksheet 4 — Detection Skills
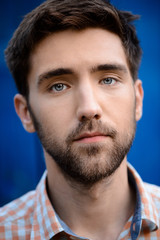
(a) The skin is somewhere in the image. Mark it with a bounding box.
[14,28,143,240]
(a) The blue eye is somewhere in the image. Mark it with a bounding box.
[101,78,116,85]
[51,83,67,92]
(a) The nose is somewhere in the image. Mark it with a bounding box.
[76,84,102,122]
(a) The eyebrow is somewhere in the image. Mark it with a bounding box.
[91,63,128,74]
[37,63,128,87]
[38,68,73,87]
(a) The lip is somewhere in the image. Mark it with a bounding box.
[74,132,107,143]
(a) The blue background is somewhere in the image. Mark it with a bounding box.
[0,0,160,206]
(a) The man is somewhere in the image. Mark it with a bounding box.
[0,0,160,239]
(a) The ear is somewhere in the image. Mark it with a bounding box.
[14,94,35,133]
[134,79,144,121]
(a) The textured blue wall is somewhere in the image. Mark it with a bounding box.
[0,0,160,206]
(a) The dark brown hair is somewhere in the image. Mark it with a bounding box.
[5,0,142,99]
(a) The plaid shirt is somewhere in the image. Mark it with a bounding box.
[0,163,160,240]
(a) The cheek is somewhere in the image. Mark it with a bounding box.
[104,91,136,128]
[33,99,76,138]
[29,88,77,137]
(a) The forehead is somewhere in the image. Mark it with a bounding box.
[29,28,129,81]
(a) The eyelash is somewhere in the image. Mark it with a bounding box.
[100,77,117,85]
[50,83,68,93]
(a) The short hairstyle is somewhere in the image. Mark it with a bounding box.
[5,0,142,99]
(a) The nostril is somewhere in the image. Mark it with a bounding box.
[81,116,86,120]
[95,114,100,119]
[80,114,100,121]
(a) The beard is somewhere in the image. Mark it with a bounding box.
[29,106,136,187]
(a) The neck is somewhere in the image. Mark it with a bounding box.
[45,153,136,240]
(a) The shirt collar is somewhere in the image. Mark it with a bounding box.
[128,163,159,232]
[31,171,63,239]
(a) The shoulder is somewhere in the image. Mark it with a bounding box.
[0,190,35,225]
[144,182,160,197]
[144,182,160,209]
[0,173,47,239]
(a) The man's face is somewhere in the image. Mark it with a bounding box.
[21,28,143,186]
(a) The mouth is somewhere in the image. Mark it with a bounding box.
[74,132,108,143]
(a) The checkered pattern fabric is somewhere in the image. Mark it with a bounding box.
[0,163,160,240]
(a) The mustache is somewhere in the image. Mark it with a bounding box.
[66,119,117,143]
